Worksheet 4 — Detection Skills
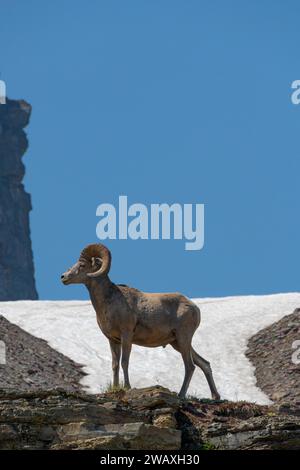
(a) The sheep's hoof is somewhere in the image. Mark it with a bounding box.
[212,393,221,400]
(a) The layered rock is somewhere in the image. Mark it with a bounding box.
[0,386,299,450]
[0,98,38,300]
[0,386,181,450]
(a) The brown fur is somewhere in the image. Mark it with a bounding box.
[61,244,220,399]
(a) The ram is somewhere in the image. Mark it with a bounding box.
[61,244,220,399]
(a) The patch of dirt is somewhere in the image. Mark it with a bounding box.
[246,308,300,406]
[0,315,85,392]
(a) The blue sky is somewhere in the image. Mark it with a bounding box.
[1,0,300,300]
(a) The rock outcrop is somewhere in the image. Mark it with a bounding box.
[0,98,38,300]
[0,386,299,450]
[246,308,300,406]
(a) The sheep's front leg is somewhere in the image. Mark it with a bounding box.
[121,333,132,389]
[109,339,121,387]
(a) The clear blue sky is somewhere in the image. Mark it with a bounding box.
[1,0,300,300]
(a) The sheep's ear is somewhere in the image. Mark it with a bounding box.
[91,257,102,267]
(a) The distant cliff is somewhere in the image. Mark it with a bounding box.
[0,98,38,300]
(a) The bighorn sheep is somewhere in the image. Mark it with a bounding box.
[61,244,220,399]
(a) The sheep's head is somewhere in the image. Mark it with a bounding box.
[61,244,112,285]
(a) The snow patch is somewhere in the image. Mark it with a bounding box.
[1,293,299,404]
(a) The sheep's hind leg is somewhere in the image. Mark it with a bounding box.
[109,339,121,387]
[191,347,220,400]
[121,333,132,389]
[171,340,195,398]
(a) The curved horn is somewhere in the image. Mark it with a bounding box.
[80,244,111,278]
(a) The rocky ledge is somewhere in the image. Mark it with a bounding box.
[0,386,299,450]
